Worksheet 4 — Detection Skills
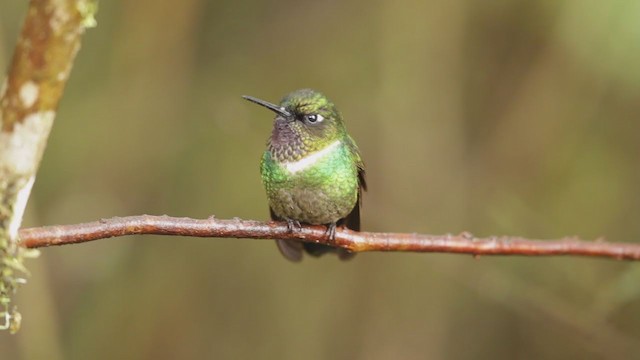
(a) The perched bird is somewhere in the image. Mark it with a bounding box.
[242,89,366,261]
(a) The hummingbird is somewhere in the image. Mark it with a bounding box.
[242,89,366,261]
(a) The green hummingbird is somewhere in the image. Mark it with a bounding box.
[242,89,366,261]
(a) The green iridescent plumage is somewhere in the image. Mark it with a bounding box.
[261,138,359,224]
[243,89,366,261]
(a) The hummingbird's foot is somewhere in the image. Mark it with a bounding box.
[285,219,302,233]
[325,222,337,244]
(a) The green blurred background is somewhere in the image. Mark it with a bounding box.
[2,0,640,359]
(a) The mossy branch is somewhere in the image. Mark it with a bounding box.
[0,0,96,333]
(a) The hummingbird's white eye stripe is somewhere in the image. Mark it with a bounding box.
[283,140,341,174]
[316,114,324,122]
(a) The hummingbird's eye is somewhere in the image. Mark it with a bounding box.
[304,114,324,124]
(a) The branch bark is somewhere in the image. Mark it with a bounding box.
[18,215,640,261]
[0,0,96,333]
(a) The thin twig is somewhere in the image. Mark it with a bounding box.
[17,215,640,261]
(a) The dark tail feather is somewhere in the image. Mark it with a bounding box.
[302,243,356,261]
[303,243,335,257]
[270,206,358,261]
[276,239,303,262]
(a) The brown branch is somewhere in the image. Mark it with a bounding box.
[17,215,640,261]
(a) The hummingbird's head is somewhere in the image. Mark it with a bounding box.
[243,89,345,160]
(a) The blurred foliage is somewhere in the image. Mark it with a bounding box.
[1,0,640,359]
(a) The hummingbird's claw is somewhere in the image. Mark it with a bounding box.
[325,222,337,244]
[285,219,302,233]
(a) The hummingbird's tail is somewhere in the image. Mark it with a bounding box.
[271,208,357,262]
[276,239,304,262]
[275,239,355,261]
[303,243,355,260]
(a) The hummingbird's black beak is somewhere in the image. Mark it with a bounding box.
[242,95,291,117]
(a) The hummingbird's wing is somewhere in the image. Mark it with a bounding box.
[334,165,365,260]
[337,137,366,260]
[270,207,304,262]
[347,135,367,210]
[345,134,367,231]
[345,134,366,191]
[344,167,365,231]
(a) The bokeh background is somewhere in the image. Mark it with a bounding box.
[2,0,640,359]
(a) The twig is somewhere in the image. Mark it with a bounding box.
[17,215,640,261]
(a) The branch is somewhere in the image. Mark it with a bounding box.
[0,0,96,333]
[17,215,640,261]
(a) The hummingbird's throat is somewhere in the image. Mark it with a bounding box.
[269,119,312,160]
